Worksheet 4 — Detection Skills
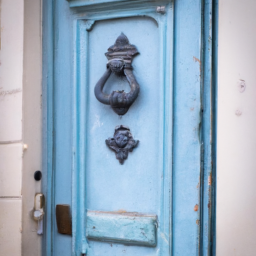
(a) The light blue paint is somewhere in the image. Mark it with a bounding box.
[201,1,215,255]
[42,0,55,255]
[68,0,171,9]
[172,0,203,255]
[73,5,173,255]
[86,211,157,246]
[42,0,216,255]
[211,1,218,255]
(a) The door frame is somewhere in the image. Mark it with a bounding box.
[42,0,218,255]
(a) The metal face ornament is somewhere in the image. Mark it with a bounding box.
[94,33,140,115]
[106,125,139,164]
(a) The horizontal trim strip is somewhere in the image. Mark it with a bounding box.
[68,0,170,9]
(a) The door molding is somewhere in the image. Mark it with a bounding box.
[72,3,173,254]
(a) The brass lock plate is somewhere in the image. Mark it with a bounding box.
[56,204,72,235]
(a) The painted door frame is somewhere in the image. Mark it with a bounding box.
[42,0,218,255]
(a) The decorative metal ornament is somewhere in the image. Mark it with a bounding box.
[106,125,139,164]
[94,33,140,115]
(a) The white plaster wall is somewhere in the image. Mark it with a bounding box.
[0,0,24,255]
[22,0,42,255]
[217,0,256,255]
[0,0,42,255]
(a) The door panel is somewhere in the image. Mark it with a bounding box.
[87,17,161,214]
[72,5,173,254]
[43,0,215,255]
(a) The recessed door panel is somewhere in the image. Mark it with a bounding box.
[72,5,173,253]
[87,17,160,213]
[85,16,162,256]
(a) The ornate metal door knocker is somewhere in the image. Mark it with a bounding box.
[106,125,139,164]
[94,33,140,115]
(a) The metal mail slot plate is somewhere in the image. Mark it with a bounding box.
[86,211,157,247]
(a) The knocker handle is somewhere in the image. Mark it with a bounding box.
[94,33,140,116]
[94,68,112,105]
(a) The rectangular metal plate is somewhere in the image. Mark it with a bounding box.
[56,205,72,235]
[86,211,157,247]
[55,207,157,247]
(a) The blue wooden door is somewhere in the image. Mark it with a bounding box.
[43,0,215,256]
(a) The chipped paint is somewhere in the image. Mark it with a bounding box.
[208,174,212,186]
[193,56,201,65]
[160,232,169,245]
[86,211,157,247]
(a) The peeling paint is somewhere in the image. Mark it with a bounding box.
[160,232,169,244]
[208,175,212,186]
[90,115,103,132]
[193,56,201,66]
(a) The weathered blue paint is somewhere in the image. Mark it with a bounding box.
[72,4,173,255]
[211,1,218,255]
[86,211,157,246]
[201,1,215,255]
[172,1,202,255]
[68,0,171,9]
[42,0,216,255]
[42,0,55,255]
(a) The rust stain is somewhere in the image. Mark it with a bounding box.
[196,219,200,225]
[196,182,200,189]
[208,202,211,209]
[193,56,201,65]
[208,174,212,186]
[194,204,199,212]
[117,209,127,213]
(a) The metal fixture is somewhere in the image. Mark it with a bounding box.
[94,33,140,115]
[33,193,45,235]
[106,125,139,164]
[56,204,72,235]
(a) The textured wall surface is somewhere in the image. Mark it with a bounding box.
[0,0,42,255]
[22,0,42,255]
[217,0,256,255]
[0,0,23,255]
